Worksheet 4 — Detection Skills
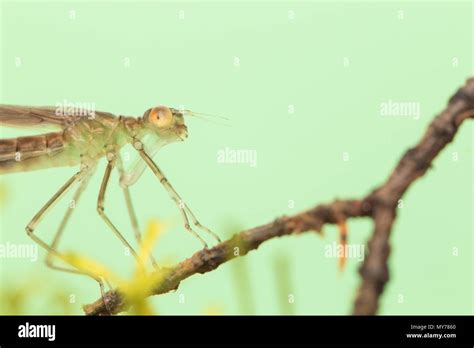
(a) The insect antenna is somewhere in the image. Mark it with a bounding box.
[183,109,231,127]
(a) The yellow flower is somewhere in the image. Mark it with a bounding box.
[61,252,119,283]
[202,304,224,315]
[0,182,8,205]
[59,219,167,315]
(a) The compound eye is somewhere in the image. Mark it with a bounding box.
[149,106,173,128]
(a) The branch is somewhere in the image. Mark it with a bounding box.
[84,78,474,316]
[353,78,474,314]
[84,200,369,315]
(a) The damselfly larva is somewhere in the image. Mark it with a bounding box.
[0,105,220,283]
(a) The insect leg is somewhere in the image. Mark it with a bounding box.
[25,166,112,314]
[116,153,158,268]
[26,167,88,260]
[97,151,142,265]
[179,203,221,243]
[45,172,92,270]
[133,140,220,248]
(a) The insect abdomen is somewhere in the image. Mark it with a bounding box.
[0,132,78,174]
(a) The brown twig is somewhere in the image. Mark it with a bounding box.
[84,78,474,316]
[353,78,474,314]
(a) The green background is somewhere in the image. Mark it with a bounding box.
[0,0,472,315]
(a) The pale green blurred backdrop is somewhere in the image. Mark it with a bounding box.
[0,0,472,315]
